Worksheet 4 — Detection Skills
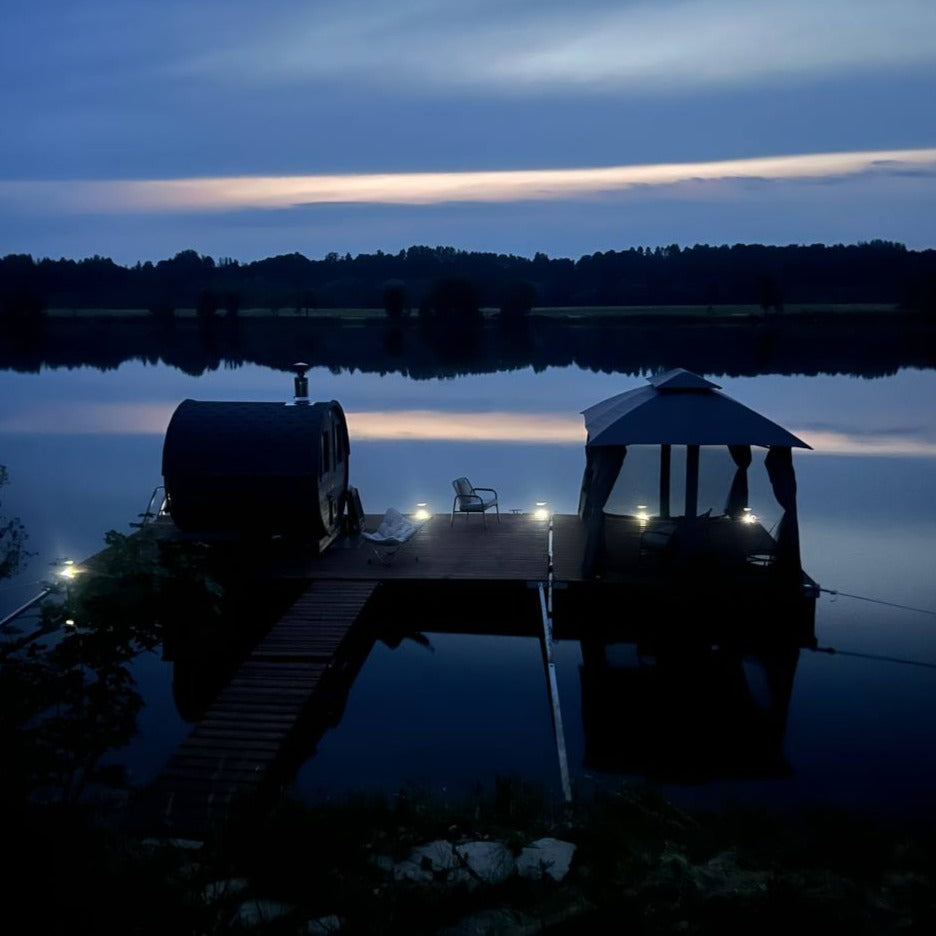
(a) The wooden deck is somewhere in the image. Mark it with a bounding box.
[141,580,378,838]
[281,512,554,581]
[151,510,787,587]
[274,512,782,586]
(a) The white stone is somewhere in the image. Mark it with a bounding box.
[201,877,249,903]
[392,839,463,883]
[306,914,343,934]
[234,899,294,927]
[517,838,576,882]
[454,841,516,885]
[141,836,204,852]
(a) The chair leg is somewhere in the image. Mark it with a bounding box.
[495,503,500,523]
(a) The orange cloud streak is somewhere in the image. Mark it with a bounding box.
[4,148,935,213]
[347,410,585,442]
[2,404,934,456]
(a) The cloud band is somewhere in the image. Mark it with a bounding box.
[2,148,935,215]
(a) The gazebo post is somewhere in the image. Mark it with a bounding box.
[685,444,700,518]
[659,444,671,519]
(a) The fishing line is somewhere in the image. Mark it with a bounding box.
[811,646,936,671]
[819,587,936,618]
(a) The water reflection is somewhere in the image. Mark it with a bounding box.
[1,354,935,820]
[578,637,799,782]
[5,398,936,457]
[2,316,934,380]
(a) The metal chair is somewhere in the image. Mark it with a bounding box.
[450,477,499,527]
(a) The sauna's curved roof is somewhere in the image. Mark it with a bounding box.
[582,368,810,449]
[162,399,345,477]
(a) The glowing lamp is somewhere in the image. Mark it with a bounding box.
[636,505,650,526]
[413,503,431,521]
[534,502,550,521]
[741,507,758,525]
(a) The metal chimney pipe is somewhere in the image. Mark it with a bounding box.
[292,362,309,405]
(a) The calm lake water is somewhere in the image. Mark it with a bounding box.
[2,360,935,817]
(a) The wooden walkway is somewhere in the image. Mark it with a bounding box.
[143,580,378,838]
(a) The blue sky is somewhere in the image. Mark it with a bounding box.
[2,0,935,263]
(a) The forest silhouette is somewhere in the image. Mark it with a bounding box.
[2,240,935,317]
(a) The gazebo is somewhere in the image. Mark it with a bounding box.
[578,369,811,582]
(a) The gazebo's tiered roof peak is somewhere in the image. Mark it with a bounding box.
[647,368,721,391]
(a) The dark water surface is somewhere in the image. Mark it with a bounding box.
[1,361,935,817]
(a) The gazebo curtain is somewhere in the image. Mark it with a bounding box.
[724,444,752,517]
[765,445,802,576]
[580,444,627,578]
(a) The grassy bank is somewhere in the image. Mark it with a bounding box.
[6,781,935,935]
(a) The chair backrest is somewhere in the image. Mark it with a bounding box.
[452,477,474,498]
[344,485,365,534]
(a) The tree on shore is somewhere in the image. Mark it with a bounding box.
[196,289,219,321]
[498,279,537,324]
[0,466,28,582]
[382,280,407,320]
[757,274,784,314]
[421,276,481,323]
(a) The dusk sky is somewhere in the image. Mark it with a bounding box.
[2,0,935,264]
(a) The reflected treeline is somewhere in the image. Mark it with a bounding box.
[1,313,935,379]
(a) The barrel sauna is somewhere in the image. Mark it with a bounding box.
[162,398,349,552]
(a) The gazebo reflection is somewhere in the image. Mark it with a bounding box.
[578,633,799,782]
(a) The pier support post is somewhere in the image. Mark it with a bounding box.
[659,444,671,519]
[685,444,700,518]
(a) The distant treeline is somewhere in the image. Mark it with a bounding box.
[1,241,935,319]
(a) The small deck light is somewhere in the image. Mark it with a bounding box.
[58,559,80,580]
[413,503,431,521]
[534,502,550,521]
[741,507,758,525]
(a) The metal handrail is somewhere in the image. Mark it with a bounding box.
[0,587,52,630]
[130,485,168,528]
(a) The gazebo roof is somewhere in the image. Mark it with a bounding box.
[582,368,811,449]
